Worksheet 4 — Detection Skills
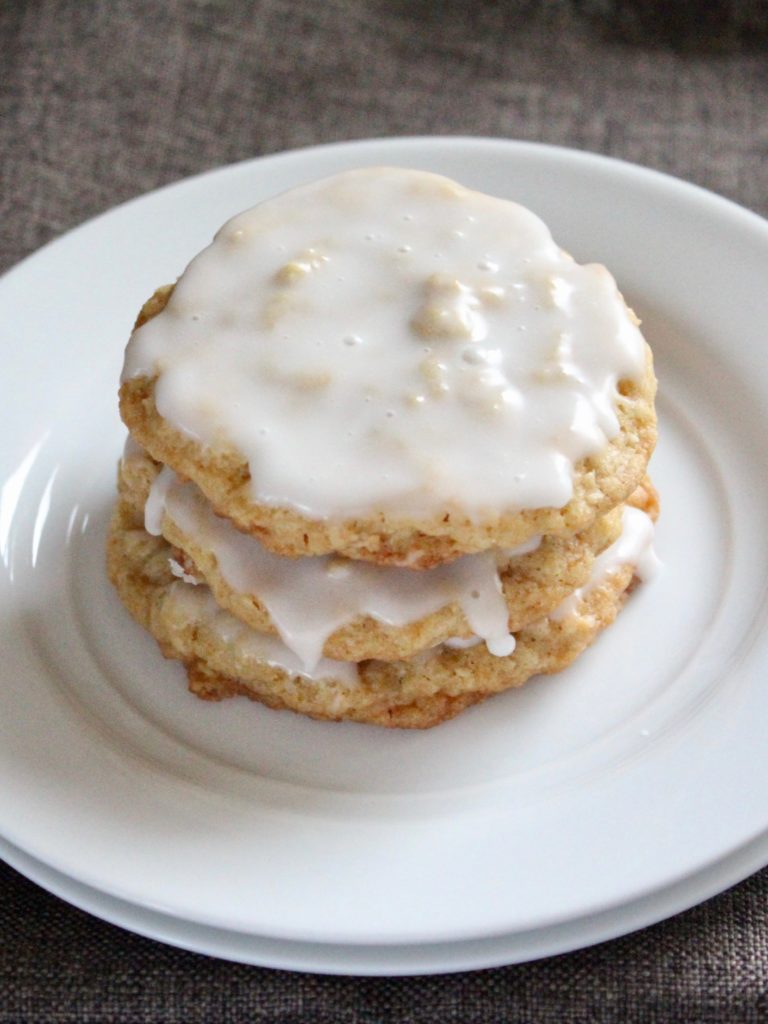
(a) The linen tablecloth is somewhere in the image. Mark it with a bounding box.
[2,1,768,1020]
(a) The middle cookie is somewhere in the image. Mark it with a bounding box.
[119,443,651,669]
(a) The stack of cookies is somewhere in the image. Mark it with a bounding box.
[109,168,659,728]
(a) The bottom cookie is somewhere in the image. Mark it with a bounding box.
[107,493,658,729]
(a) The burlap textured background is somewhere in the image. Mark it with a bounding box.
[2,1,768,1020]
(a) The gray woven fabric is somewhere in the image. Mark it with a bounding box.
[2,0,768,1019]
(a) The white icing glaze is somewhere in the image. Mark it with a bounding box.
[122,168,647,519]
[146,466,521,671]
[157,504,659,686]
[168,557,200,585]
[496,534,541,563]
[167,584,360,687]
[143,464,173,535]
[444,636,484,650]
[550,506,660,621]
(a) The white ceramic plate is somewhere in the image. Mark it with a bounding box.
[4,828,768,975]
[2,138,768,963]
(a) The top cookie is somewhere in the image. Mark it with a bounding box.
[119,168,657,567]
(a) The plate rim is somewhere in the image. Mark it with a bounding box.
[2,828,767,975]
[3,134,768,288]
